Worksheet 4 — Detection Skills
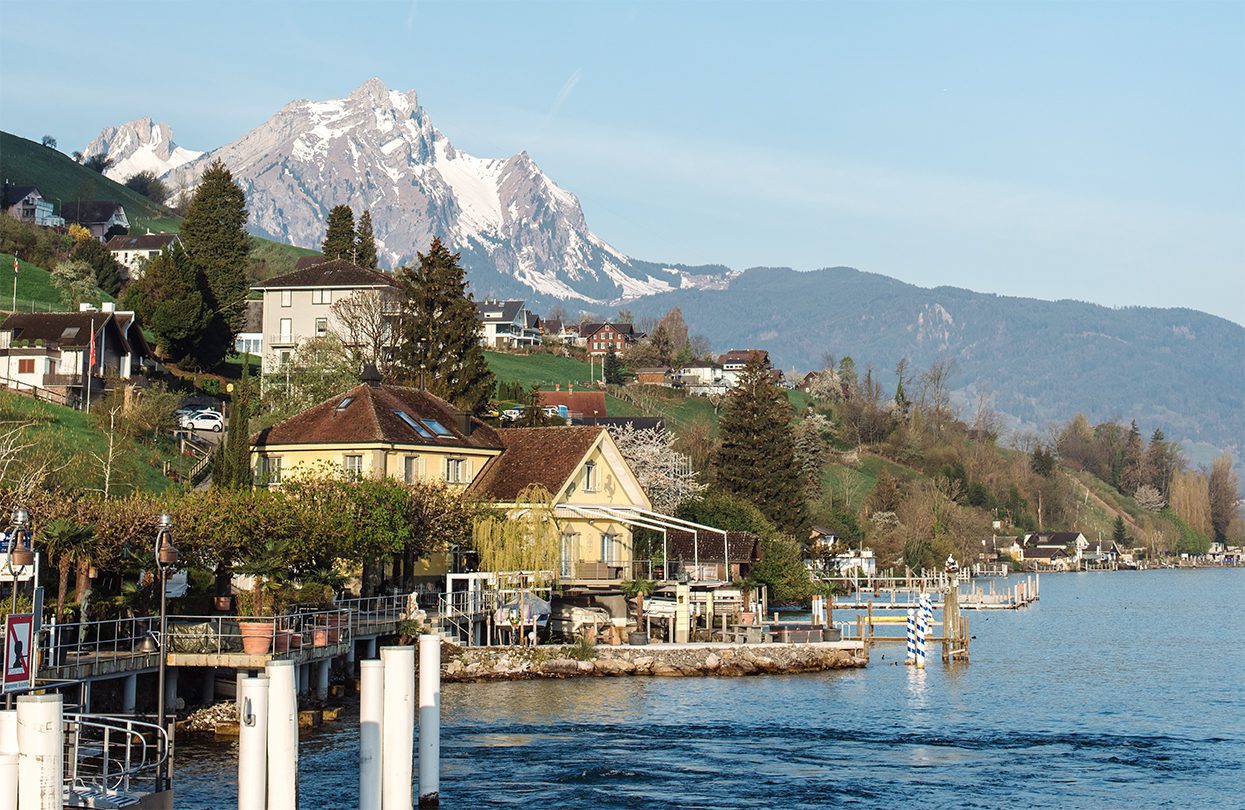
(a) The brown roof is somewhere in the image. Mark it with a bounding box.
[255,259,396,290]
[105,233,179,251]
[718,349,770,366]
[468,426,604,502]
[0,311,128,352]
[580,322,637,338]
[537,390,607,418]
[668,530,762,564]
[60,200,125,225]
[294,255,327,270]
[1024,546,1068,559]
[252,383,503,450]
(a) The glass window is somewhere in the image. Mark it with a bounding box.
[404,455,421,483]
[583,461,597,492]
[420,419,453,436]
[600,532,615,563]
[336,397,354,411]
[279,318,292,339]
[444,457,469,484]
[263,456,282,485]
[315,317,328,337]
[343,454,363,477]
[393,410,433,438]
[280,290,292,307]
[313,289,331,305]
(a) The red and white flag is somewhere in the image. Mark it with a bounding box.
[12,256,16,275]
[88,321,97,373]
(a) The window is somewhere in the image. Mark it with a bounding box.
[393,410,433,438]
[336,397,354,411]
[313,289,331,305]
[421,418,453,437]
[280,290,292,307]
[600,532,615,563]
[560,532,577,577]
[17,359,35,374]
[315,317,328,337]
[403,455,423,483]
[279,351,291,368]
[343,454,363,477]
[262,456,282,485]
[279,318,292,339]
[444,457,469,484]
[583,461,597,492]
[0,331,10,349]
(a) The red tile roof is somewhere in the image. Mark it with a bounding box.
[252,383,502,450]
[255,259,396,290]
[537,390,607,418]
[468,426,604,502]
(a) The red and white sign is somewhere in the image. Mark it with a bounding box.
[3,614,34,692]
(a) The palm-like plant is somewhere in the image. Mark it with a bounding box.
[620,579,657,630]
[40,519,95,620]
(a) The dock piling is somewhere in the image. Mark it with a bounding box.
[359,660,384,810]
[17,693,63,810]
[381,646,415,810]
[418,634,441,808]
[237,675,269,810]
[266,660,298,810]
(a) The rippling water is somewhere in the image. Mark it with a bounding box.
[175,569,1244,808]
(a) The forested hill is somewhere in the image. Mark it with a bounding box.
[629,266,1244,459]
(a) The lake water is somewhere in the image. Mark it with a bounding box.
[175,569,1244,808]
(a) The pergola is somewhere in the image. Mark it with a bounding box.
[555,504,731,581]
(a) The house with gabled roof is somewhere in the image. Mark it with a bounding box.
[2,184,60,227]
[578,322,640,357]
[477,299,540,348]
[105,231,180,279]
[60,201,129,240]
[252,258,399,375]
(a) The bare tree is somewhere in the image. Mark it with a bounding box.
[331,289,397,373]
[918,357,958,430]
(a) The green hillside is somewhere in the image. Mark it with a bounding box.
[0,252,114,312]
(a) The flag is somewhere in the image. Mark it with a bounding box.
[88,320,96,374]
[12,256,17,275]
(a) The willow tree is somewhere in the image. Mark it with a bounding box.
[472,485,561,644]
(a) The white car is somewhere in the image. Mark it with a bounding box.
[501,408,523,422]
[180,411,224,432]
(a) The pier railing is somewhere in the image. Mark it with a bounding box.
[39,615,161,682]
[63,712,169,803]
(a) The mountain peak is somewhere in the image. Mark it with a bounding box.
[83,118,202,182]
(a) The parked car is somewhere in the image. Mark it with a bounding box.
[501,408,523,422]
[180,411,224,432]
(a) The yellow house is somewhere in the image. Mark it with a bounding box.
[468,426,652,582]
[250,375,505,487]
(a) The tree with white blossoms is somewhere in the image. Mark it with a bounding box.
[608,424,706,513]
[1134,484,1166,512]
[805,366,844,402]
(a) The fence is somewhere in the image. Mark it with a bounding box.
[64,712,169,801]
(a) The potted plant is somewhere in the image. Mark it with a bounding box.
[620,579,656,645]
[234,539,291,655]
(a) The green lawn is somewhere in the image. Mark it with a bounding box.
[0,252,114,312]
[820,453,922,513]
[247,237,321,282]
[485,350,597,388]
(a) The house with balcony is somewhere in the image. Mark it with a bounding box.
[0,305,153,406]
[252,257,399,375]
[477,300,541,348]
[2,184,60,227]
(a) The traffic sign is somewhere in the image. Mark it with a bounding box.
[3,613,34,693]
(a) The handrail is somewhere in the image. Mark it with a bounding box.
[64,712,169,796]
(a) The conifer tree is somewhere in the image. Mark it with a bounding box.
[1112,515,1130,547]
[838,356,858,400]
[71,238,124,297]
[179,159,250,344]
[322,205,356,261]
[143,245,211,365]
[394,237,495,413]
[212,361,255,490]
[603,345,623,385]
[1145,428,1176,497]
[1120,420,1147,494]
[355,209,379,269]
[713,357,806,534]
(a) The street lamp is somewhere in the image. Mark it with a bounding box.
[154,513,178,791]
[8,508,33,568]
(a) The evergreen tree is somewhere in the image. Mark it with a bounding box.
[894,358,911,418]
[143,245,211,364]
[1111,515,1130,547]
[793,413,830,497]
[212,362,256,490]
[354,209,379,269]
[394,238,495,413]
[1120,420,1147,494]
[322,205,357,261]
[837,356,858,400]
[71,238,124,297]
[1145,428,1176,497]
[179,159,250,347]
[867,468,901,514]
[603,345,624,385]
[713,357,806,535]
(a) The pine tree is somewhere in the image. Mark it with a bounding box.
[1120,420,1147,494]
[1112,515,1130,547]
[792,414,830,497]
[212,361,255,490]
[143,245,211,364]
[71,238,124,297]
[1145,428,1176,497]
[603,345,624,385]
[838,356,858,400]
[323,205,357,261]
[713,357,806,535]
[179,159,250,347]
[355,209,379,269]
[894,358,911,418]
[394,237,495,413]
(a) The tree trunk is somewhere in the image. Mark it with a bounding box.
[402,548,417,593]
[57,556,71,620]
[75,559,91,607]
[214,562,231,596]
[361,560,378,598]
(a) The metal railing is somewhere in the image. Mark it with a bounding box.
[337,592,412,635]
[39,615,160,681]
[64,713,169,800]
[163,608,351,657]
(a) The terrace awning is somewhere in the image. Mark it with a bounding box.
[554,505,731,581]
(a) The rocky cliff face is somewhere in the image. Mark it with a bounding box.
[150,78,730,304]
[83,117,202,182]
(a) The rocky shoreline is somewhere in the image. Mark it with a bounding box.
[442,642,868,682]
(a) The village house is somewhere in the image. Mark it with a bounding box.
[539,319,578,344]
[105,231,180,280]
[253,257,399,375]
[579,322,640,357]
[667,529,762,582]
[59,201,129,240]
[234,300,263,357]
[632,367,672,386]
[1024,532,1089,565]
[477,299,541,348]
[1021,545,1072,571]
[717,349,770,386]
[536,385,607,420]
[2,184,61,227]
[0,304,153,405]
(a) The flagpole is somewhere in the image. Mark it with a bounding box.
[86,317,94,413]
[12,255,17,313]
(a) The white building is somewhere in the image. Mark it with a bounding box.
[105,232,180,280]
[477,300,540,348]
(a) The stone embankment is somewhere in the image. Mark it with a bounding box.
[442,642,867,682]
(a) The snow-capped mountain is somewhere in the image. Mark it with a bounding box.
[83,117,202,183]
[154,78,731,305]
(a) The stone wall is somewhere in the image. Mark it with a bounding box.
[442,642,867,682]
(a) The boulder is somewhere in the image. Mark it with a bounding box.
[538,658,581,676]
[596,658,636,676]
[577,660,596,673]
[703,653,722,670]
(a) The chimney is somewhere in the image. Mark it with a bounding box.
[360,363,382,387]
[101,302,115,313]
[453,409,472,436]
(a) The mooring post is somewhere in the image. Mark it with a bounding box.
[1,707,18,810]
[266,660,298,810]
[122,673,137,716]
[418,634,441,808]
[237,675,269,810]
[359,660,384,810]
[905,609,916,665]
[381,645,415,810]
[17,694,64,810]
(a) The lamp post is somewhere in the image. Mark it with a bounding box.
[4,508,33,709]
[154,513,178,791]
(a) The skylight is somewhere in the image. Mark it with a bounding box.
[336,397,354,411]
[394,410,433,438]
[420,418,453,437]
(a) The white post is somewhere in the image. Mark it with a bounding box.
[381,646,415,810]
[16,693,62,810]
[314,659,331,701]
[0,710,15,810]
[915,596,927,670]
[0,710,16,756]
[359,660,385,810]
[905,609,916,665]
[237,675,270,810]
[418,635,441,808]
[266,660,298,810]
[121,674,137,716]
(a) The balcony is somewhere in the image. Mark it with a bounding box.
[268,333,297,347]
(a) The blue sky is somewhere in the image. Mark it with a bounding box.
[2,0,1242,323]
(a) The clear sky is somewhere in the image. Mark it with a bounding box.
[2,0,1242,323]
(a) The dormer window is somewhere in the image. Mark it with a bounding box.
[583,461,597,492]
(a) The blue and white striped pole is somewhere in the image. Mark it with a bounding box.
[915,597,927,669]
[905,608,916,665]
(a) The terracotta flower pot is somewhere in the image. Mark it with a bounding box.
[327,613,343,644]
[239,620,275,655]
[272,628,291,654]
[289,633,303,650]
[312,626,329,647]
